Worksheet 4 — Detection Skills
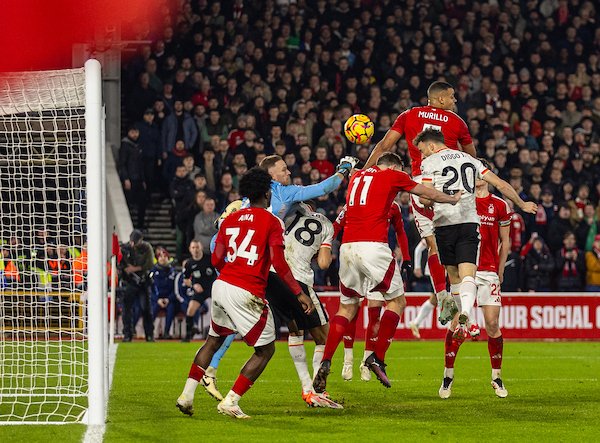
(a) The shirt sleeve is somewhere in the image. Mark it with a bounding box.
[332,206,346,238]
[391,169,418,192]
[319,216,334,248]
[457,116,473,146]
[472,157,490,180]
[390,110,408,135]
[497,197,512,226]
[267,215,285,248]
[420,158,434,184]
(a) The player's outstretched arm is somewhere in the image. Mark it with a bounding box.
[270,245,315,314]
[483,171,538,214]
[411,183,462,205]
[362,129,402,170]
[211,241,227,271]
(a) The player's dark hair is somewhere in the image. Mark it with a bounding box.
[376,152,404,167]
[239,166,272,202]
[259,154,283,171]
[413,128,446,146]
[303,200,317,211]
[427,81,454,97]
[477,158,492,170]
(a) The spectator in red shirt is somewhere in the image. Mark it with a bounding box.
[311,146,335,179]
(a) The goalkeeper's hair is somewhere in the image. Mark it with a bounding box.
[427,81,454,97]
[259,154,283,171]
[413,128,446,147]
[376,152,404,168]
[239,166,272,202]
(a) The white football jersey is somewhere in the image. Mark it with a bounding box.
[284,203,334,287]
[420,149,489,227]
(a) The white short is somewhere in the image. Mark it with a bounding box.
[410,176,434,239]
[339,242,404,305]
[475,271,502,307]
[208,279,275,347]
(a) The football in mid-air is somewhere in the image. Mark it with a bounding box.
[344,114,374,144]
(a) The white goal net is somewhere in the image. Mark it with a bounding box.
[0,61,107,424]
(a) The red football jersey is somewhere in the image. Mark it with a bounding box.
[476,194,512,273]
[343,166,417,243]
[391,105,473,175]
[214,207,285,299]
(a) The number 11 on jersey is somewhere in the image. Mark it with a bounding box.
[348,175,373,206]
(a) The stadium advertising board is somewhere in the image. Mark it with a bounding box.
[318,293,600,340]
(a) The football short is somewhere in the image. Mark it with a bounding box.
[410,176,434,239]
[264,273,327,330]
[208,279,275,347]
[434,223,480,267]
[475,271,502,307]
[339,242,404,305]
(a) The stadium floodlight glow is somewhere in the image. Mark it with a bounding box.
[0,59,108,425]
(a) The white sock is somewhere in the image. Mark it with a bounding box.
[450,284,461,311]
[459,276,477,321]
[312,345,324,379]
[362,350,373,363]
[182,378,199,398]
[444,367,454,379]
[413,299,435,326]
[205,366,217,378]
[288,336,312,393]
[224,390,241,405]
[492,368,501,380]
[343,347,353,363]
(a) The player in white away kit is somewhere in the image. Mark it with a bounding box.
[439,158,511,398]
[283,201,342,408]
[415,129,537,341]
[362,81,477,325]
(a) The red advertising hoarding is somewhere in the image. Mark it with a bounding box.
[318,292,600,340]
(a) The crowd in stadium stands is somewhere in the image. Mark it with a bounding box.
[115,0,600,296]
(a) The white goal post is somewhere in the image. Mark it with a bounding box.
[0,59,108,424]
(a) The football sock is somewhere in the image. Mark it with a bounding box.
[188,363,205,382]
[444,329,461,369]
[488,335,504,373]
[427,253,447,294]
[374,310,400,361]
[209,334,235,369]
[312,345,325,379]
[231,374,254,397]
[288,335,313,393]
[182,378,199,399]
[459,276,477,320]
[413,299,435,326]
[343,309,359,353]
[450,284,461,311]
[443,367,454,379]
[363,350,373,362]
[322,315,349,361]
[365,306,382,352]
[344,347,353,364]
[185,316,194,338]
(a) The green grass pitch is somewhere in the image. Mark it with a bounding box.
[1,340,598,442]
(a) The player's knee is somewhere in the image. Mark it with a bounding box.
[486,319,499,335]
[255,342,276,361]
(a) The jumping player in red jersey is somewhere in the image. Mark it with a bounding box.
[176,167,314,419]
[313,153,461,392]
[334,200,412,382]
[362,81,477,325]
[439,158,511,399]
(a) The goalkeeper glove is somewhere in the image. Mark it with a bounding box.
[401,261,413,281]
[336,156,359,178]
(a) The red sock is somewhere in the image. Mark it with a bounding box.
[488,335,503,369]
[188,364,205,382]
[374,310,400,361]
[323,315,349,361]
[343,308,360,349]
[231,374,254,396]
[444,330,462,368]
[427,254,446,294]
[365,306,382,352]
